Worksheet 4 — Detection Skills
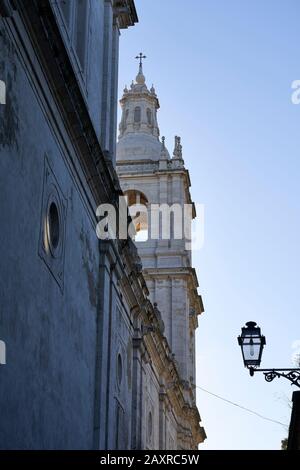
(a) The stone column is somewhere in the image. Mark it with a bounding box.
[154,278,172,347]
[93,242,112,449]
[158,175,169,248]
[131,332,146,450]
[171,278,188,380]
[171,175,184,250]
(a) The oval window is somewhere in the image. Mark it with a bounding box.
[48,201,60,251]
[148,411,153,442]
[117,353,123,386]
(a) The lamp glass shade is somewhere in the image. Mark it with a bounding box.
[238,321,266,367]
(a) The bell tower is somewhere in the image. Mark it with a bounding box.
[118,53,160,141]
[116,59,204,387]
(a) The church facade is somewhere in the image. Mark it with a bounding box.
[0,0,205,449]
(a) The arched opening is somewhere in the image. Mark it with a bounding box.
[124,190,148,242]
[134,106,141,123]
[146,108,152,125]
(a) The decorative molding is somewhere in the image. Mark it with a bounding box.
[38,155,67,293]
[113,0,138,29]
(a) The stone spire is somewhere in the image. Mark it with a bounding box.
[160,136,168,159]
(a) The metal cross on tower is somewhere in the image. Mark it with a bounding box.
[135,52,146,67]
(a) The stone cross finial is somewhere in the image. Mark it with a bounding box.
[135,52,146,68]
[135,53,146,84]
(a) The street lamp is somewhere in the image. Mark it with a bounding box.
[238,321,265,372]
[238,321,300,450]
[238,321,300,386]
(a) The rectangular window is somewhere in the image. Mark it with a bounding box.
[75,0,89,70]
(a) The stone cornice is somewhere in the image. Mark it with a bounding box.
[117,161,196,210]
[113,0,138,30]
[120,90,160,109]
[117,159,191,179]
[143,267,204,317]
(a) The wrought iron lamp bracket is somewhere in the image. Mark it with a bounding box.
[248,367,300,388]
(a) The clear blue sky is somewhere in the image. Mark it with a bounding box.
[118,0,300,449]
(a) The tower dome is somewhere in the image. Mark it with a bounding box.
[117,56,170,161]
